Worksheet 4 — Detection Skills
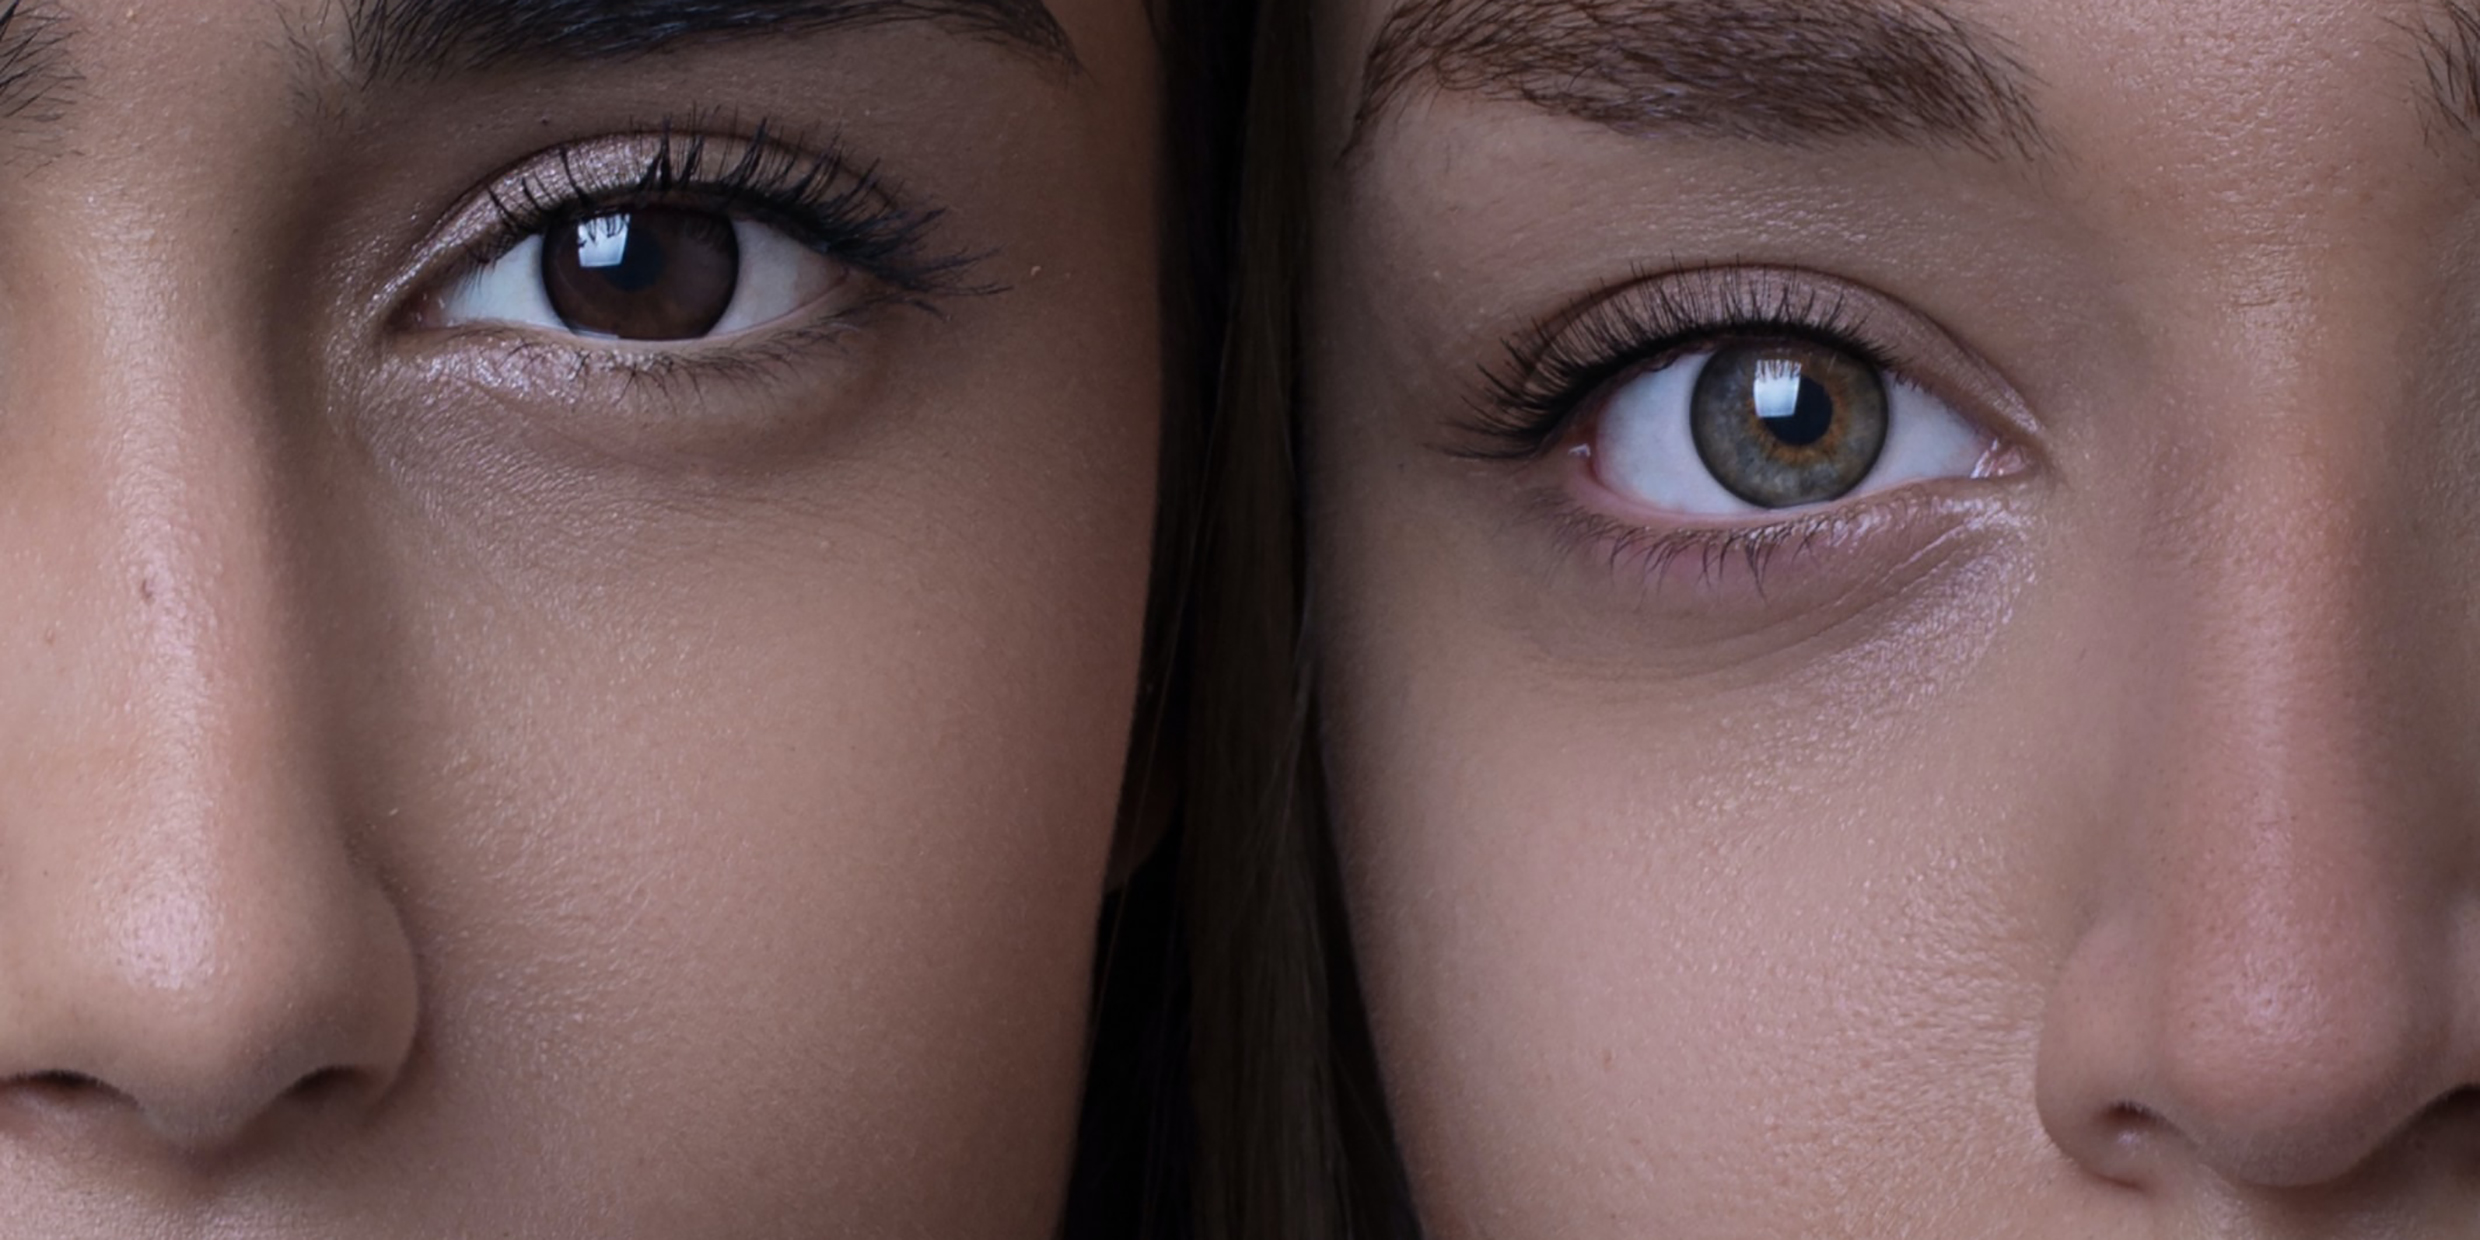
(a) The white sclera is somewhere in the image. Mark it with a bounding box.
[436,215,845,340]
[1592,349,1992,517]
[711,219,843,335]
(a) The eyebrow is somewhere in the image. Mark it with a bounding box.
[2413,1,2480,141]
[345,0,1079,83]
[0,0,72,124]
[1352,0,2047,160]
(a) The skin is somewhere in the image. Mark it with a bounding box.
[1309,0,2480,1235]
[0,2,1158,1236]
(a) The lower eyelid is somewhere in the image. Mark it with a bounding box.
[1531,480,2022,624]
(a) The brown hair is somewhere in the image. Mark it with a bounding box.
[1172,0,1420,1230]
[1070,0,1426,1227]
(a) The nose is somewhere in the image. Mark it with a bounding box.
[2033,435,2480,1192]
[0,364,419,1156]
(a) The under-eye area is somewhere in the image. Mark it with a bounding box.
[1455,264,2038,608]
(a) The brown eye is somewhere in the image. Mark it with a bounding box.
[541,208,741,341]
[1689,340,1889,508]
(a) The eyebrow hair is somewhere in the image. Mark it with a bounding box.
[1353,0,2047,159]
[2413,1,2480,141]
[345,0,1079,83]
[0,0,73,124]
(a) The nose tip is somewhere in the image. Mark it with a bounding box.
[2147,966,2440,1185]
[2033,793,2480,1190]
[0,865,422,1155]
[2035,905,2459,1190]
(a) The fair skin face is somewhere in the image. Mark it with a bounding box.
[1310,0,2480,1233]
[0,1,1157,1235]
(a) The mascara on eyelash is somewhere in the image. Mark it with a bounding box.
[1457,267,1907,461]
[475,117,990,305]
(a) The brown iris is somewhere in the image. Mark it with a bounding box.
[1689,339,1889,508]
[542,208,740,340]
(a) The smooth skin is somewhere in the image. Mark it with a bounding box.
[0,1,1159,1236]
[1311,0,2480,1235]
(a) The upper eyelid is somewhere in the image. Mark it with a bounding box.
[1468,265,2042,462]
[382,128,942,321]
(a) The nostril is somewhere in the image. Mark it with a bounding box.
[12,1070,123,1107]
[282,1066,359,1107]
[1,1069,135,1127]
[22,1070,104,1094]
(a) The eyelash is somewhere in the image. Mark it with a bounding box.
[1464,266,1911,461]
[1463,267,1981,593]
[465,117,982,317]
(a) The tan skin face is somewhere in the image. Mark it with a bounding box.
[0,1,1157,1235]
[1311,0,2480,1234]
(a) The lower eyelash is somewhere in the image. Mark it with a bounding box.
[1545,502,1839,598]
[1531,483,1991,602]
[452,314,871,398]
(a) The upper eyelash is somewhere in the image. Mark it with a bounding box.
[472,118,986,306]
[1461,265,1911,461]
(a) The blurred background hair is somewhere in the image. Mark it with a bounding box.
[1063,0,1423,1231]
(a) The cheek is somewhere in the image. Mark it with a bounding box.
[340,420,1153,1233]
[1329,665,2034,1233]
[1318,516,2108,1236]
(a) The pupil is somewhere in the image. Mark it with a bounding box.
[1761,374,1837,447]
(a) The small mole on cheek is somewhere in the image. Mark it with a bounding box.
[138,574,154,605]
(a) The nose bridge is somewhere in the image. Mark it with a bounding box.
[2141,318,2460,902]
[0,282,418,1149]
[78,361,334,998]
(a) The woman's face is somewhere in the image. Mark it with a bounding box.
[0,1,1157,1235]
[1310,0,2480,1233]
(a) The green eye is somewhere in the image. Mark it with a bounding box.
[1586,338,1993,518]
[1689,340,1890,509]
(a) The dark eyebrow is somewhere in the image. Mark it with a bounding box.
[2412,1,2480,141]
[346,0,1079,83]
[1353,0,2047,160]
[0,0,73,125]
